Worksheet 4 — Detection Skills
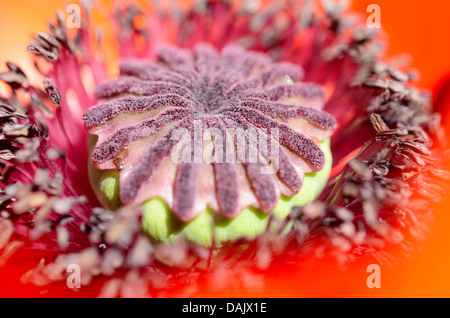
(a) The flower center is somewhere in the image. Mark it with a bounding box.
[83,43,336,222]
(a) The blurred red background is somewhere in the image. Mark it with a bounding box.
[1,0,450,297]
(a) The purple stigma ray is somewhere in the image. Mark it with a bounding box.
[83,94,193,128]
[241,98,337,128]
[238,130,279,210]
[243,82,325,101]
[267,82,325,100]
[222,116,279,210]
[92,108,191,163]
[119,59,192,85]
[94,77,196,100]
[84,42,336,221]
[219,45,272,78]
[172,160,200,222]
[172,127,205,221]
[223,115,303,195]
[120,119,192,204]
[157,46,193,71]
[225,107,326,169]
[193,43,219,77]
[207,118,240,218]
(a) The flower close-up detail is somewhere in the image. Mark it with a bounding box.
[0,0,449,298]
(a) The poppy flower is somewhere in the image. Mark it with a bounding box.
[0,0,448,297]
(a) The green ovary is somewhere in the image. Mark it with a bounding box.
[92,138,332,247]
